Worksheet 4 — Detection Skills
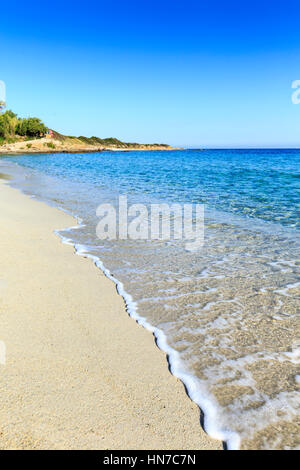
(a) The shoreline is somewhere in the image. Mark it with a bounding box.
[0,177,222,450]
[0,147,182,155]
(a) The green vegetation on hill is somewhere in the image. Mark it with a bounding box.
[0,110,48,144]
[76,135,169,149]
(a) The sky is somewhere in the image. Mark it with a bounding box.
[1,0,300,148]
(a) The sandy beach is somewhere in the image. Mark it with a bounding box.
[0,178,221,450]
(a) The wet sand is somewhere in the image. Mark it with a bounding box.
[0,179,221,450]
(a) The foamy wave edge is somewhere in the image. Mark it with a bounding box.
[55,217,240,450]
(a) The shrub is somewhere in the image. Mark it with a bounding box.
[46,142,56,149]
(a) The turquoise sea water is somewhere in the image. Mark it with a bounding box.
[3,149,300,228]
[1,149,299,449]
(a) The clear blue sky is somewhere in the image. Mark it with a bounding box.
[1,0,300,147]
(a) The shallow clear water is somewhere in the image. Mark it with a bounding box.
[1,149,299,449]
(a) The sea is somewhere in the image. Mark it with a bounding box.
[1,148,299,449]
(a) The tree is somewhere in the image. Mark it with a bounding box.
[0,112,13,138]
[0,115,7,138]
[25,118,48,137]
[0,111,48,141]
[5,110,16,119]
[16,118,28,136]
[0,101,6,114]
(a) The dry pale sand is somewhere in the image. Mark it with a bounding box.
[0,180,222,450]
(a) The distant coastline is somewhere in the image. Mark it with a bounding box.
[0,110,178,154]
[0,137,178,155]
